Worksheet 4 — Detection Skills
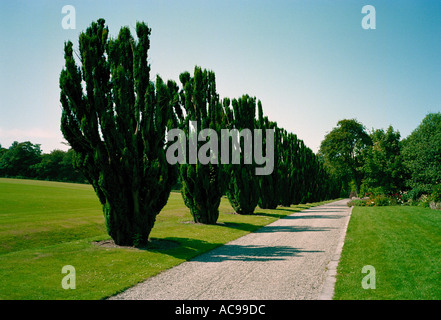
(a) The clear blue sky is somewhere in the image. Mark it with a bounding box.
[1,0,440,153]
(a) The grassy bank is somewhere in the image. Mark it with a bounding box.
[0,178,336,300]
[334,205,441,299]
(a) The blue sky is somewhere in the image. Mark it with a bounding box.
[1,0,440,153]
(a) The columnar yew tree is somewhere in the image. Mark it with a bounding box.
[59,19,180,246]
[278,129,294,207]
[302,147,318,203]
[287,135,302,205]
[256,103,281,209]
[225,95,260,215]
[178,66,227,224]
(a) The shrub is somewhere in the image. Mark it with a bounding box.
[360,185,386,198]
[347,198,375,207]
[371,194,390,206]
[428,185,441,210]
[389,192,404,205]
[430,202,441,210]
[430,184,441,203]
[347,199,366,207]
[418,194,431,208]
[406,187,425,202]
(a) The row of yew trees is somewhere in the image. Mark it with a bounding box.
[59,19,340,246]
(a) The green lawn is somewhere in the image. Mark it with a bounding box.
[334,205,441,300]
[0,178,334,300]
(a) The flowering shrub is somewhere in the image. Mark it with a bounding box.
[390,192,404,205]
[347,188,441,210]
[347,198,375,207]
[371,194,390,206]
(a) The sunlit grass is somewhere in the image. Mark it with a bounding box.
[334,205,441,300]
[0,178,334,299]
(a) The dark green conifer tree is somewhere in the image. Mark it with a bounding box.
[224,95,260,215]
[178,67,227,224]
[278,129,294,207]
[59,19,180,246]
[256,103,281,209]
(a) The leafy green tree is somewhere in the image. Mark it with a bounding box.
[224,95,260,214]
[0,144,6,158]
[318,119,372,195]
[33,149,66,181]
[59,149,87,183]
[361,126,406,195]
[32,149,86,183]
[178,66,227,224]
[0,141,42,178]
[401,112,441,193]
[59,19,180,246]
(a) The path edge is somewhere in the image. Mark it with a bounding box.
[318,202,353,300]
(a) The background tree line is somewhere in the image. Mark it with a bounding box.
[0,142,86,183]
[318,113,441,200]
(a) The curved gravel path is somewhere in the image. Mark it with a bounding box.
[109,199,352,300]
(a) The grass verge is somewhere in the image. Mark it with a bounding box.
[334,205,441,299]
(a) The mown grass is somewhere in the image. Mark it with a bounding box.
[334,205,441,300]
[0,178,335,300]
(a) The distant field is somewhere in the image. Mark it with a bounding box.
[0,178,335,299]
[334,205,441,300]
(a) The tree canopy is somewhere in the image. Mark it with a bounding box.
[361,126,406,195]
[318,119,372,195]
[401,112,441,193]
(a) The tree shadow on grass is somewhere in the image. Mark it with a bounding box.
[94,219,330,263]
[94,206,338,261]
[93,237,223,262]
[149,237,225,261]
[220,221,267,232]
[181,220,267,233]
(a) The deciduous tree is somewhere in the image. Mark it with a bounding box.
[361,126,406,195]
[318,119,372,195]
[401,112,441,193]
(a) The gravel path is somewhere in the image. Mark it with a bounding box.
[109,199,351,300]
